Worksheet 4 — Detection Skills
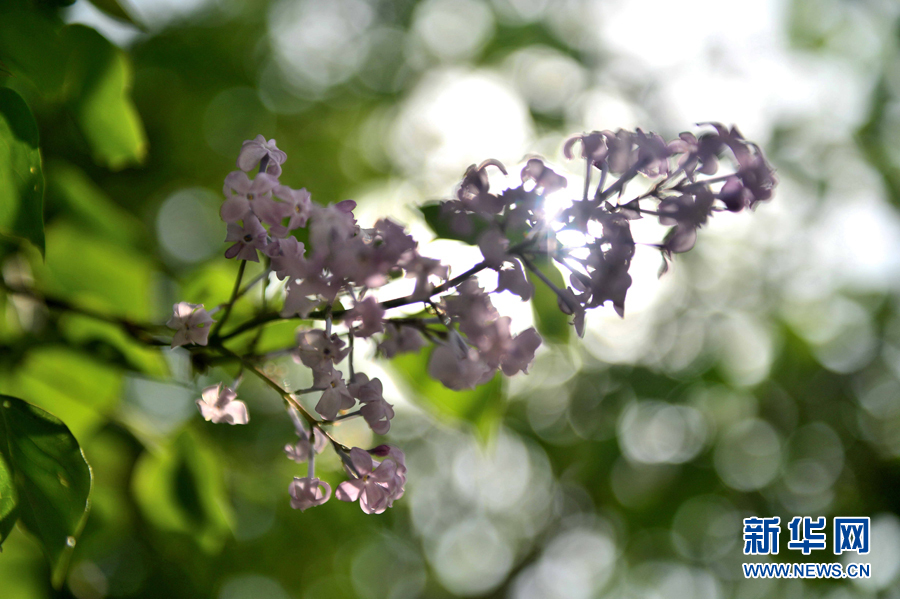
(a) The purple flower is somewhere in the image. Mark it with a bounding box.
[349,374,394,435]
[457,159,508,214]
[237,135,287,177]
[496,259,534,300]
[473,317,542,375]
[266,237,315,281]
[500,327,542,375]
[224,215,268,262]
[427,344,494,391]
[221,171,279,223]
[315,367,355,420]
[196,383,249,425]
[377,323,427,358]
[478,228,510,269]
[335,448,399,514]
[368,445,406,506]
[444,280,500,343]
[295,329,350,370]
[309,202,358,259]
[346,297,385,338]
[633,129,670,177]
[402,254,449,300]
[166,302,215,347]
[284,407,327,463]
[661,223,698,254]
[270,185,312,237]
[281,279,323,318]
[520,158,567,195]
[563,131,609,165]
[667,131,720,178]
[288,476,331,511]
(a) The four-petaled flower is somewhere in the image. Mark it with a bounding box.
[196,383,249,425]
[336,448,401,514]
[166,302,215,347]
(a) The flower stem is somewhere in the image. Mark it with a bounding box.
[211,343,349,451]
[210,260,246,340]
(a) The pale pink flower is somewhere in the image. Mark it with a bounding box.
[221,171,279,223]
[295,329,350,370]
[284,407,328,463]
[349,374,394,435]
[288,476,331,511]
[166,302,215,347]
[270,185,312,237]
[369,445,407,506]
[335,448,397,514]
[315,368,355,420]
[196,383,249,425]
[266,237,315,281]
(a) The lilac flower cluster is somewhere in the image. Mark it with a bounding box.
[437,124,774,336]
[164,124,774,515]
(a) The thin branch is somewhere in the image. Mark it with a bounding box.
[0,281,164,344]
[233,270,269,303]
[212,343,350,451]
[582,156,592,202]
[210,260,246,340]
[517,253,579,314]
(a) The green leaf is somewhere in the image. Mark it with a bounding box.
[419,203,491,246]
[0,395,92,588]
[45,160,144,246]
[61,25,147,170]
[131,430,233,552]
[37,221,157,321]
[0,448,17,545]
[390,348,505,441]
[528,256,570,344]
[59,314,169,377]
[86,0,144,28]
[0,10,67,98]
[0,87,45,255]
[1,347,123,441]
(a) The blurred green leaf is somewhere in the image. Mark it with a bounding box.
[419,203,490,246]
[528,256,570,344]
[0,87,45,255]
[228,319,308,355]
[390,348,504,440]
[36,221,157,321]
[59,314,168,377]
[61,25,147,170]
[45,160,143,246]
[131,429,233,552]
[0,10,66,98]
[856,78,900,208]
[86,0,143,28]
[1,347,123,440]
[0,448,16,545]
[0,394,92,589]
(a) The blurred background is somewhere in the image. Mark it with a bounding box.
[2,0,900,597]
